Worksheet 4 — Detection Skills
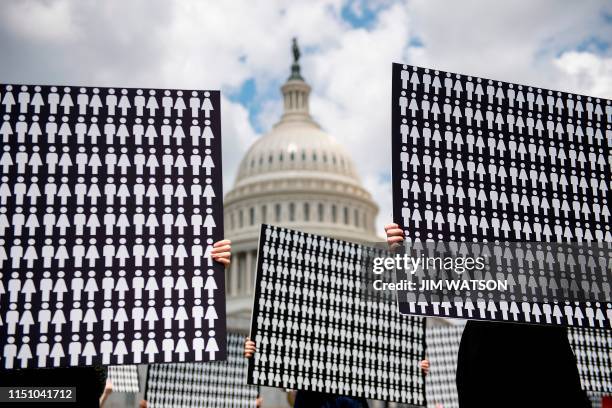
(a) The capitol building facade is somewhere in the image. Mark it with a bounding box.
[224,51,379,333]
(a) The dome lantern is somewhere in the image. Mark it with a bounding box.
[278,38,316,126]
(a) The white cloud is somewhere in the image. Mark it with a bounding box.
[219,97,259,191]
[2,0,76,42]
[554,51,612,98]
[1,0,610,238]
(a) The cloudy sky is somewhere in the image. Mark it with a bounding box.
[1,0,611,235]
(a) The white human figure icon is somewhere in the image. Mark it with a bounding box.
[162,147,174,174]
[174,238,188,266]
[67,270,85,303]
[100,333,114,364]
[3,337,17,368]
[162,178,174,205]
[202,119,215,147]
[118,89,131,115]
[134,89,145,116]
[77,88,89,115]
[2,86,16,113]
[162,237,175,268]
[70,302,84,332]
[173,178,187,206]
[189,91,201,117]
[189,119,201,146]
[81,299,97,332]
[10,238,24,269]
[60,88,74,115]
[117,118,130,145]
[204,269,217,299]
[104,117,116,145]
[11,206,25,234]
[204,300,218,328]
[174,150,187,176]
[201,91,214,118]
[45,86,59,114]
[0,115,13,142]
[77,333,95,365]
[0,176,12,205]
[84,237,99,267]
[205,332,219,360]
[193,330,205,361]
[173,120,185,145]
[131,299,144,330]
[203,178,215,206]
[51,303,67,333]
[37,302,52,334]
[112,334,129,365]
[146,90,159,116]
[134,150,147,176]
[161,90,173,117]
[146,150,159,175]
[159,332,176,362]
[116,177,130,205]
[105,88,118,115]
[99,300,116,333]
[49,335,66,367]
[143,333,159,363]
[28,116,42,143]
[18,85,30,113]
[16,115,28,143]
[0,209,10,235]
[90,88,102,114]
[130,332,144,364]
[132,118,144,146]
[114,302,129,331]
[191,269,203,299]
[174,91,186,116]
[36,336,50,368]
[23,239,38,268]
[88,117,101,144]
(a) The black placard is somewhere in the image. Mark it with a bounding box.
[391,63,611,327]
[145,332,257,407]
[247,224,426,405]
[0,84,226,368]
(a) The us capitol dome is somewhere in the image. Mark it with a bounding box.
[224,39,379,329]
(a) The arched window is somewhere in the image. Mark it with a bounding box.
[279,153,283,162]
[331,205,337,223]
[318,203,324,222]
[239,209,244,228]
[302,151,307,161]
[249,207,255,226]
[343,207,349,224]
[268,155,273,163]
[290,152,295,161]
[304,203,310,221]
[261,205,267,223]
[312,152,317,162]
[289,203,295,221]
[230,213,235,230]
[354,209,359,227]
[275,203,281,222]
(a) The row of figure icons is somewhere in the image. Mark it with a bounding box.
[1,85,215,118]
